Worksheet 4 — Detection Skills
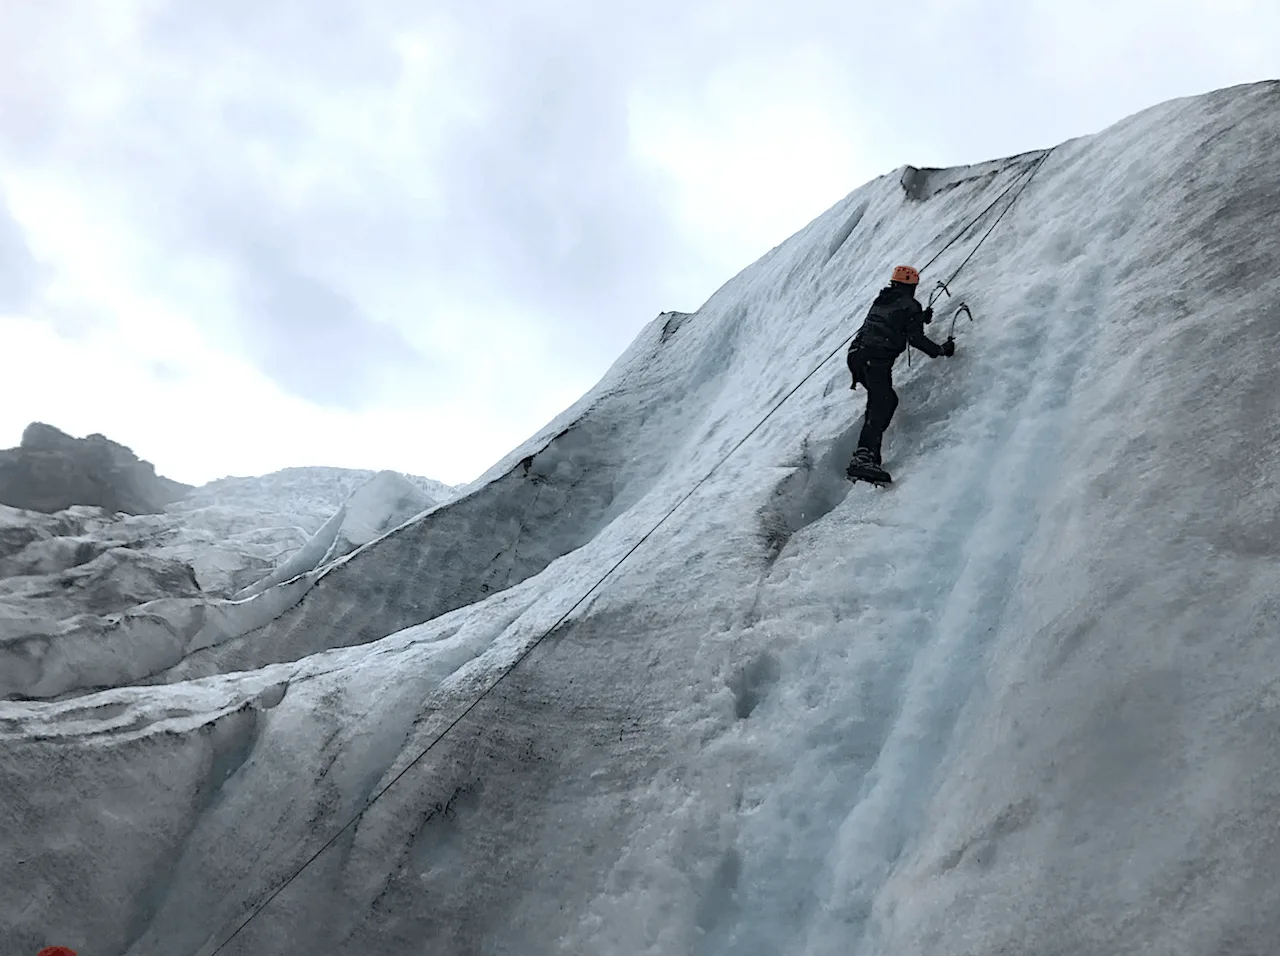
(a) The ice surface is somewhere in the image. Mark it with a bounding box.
[4,82,1280,956]
[0,468,455,699]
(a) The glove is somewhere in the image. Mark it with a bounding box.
[921,306,934,324]
[941,337,955,357]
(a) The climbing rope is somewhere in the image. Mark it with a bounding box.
[919,149,1052,278]
[200,336,859,956]
[934,148,1054,291]
[200,146,1056,956]
[907,149,1053,366]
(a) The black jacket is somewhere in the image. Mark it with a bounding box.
[849,285,944,363]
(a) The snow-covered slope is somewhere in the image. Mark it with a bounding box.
[0,467,455,698]
[230,470,439,601]
[174,466,453,526]
[4,81,1280,956]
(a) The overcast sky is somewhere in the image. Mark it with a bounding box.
[0,0,1276,486]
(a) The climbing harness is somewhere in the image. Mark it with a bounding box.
[200,146,1056,956]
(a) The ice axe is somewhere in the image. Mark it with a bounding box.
[948,302,973,341]
[905,280,952,368]
[926,279,952,311]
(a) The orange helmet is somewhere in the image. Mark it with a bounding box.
[891,265,920,285]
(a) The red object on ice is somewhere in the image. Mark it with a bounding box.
[37,947,78,956]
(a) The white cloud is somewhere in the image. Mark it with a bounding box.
[0,0,1276,484]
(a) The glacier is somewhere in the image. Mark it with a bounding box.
[0,467,455,698]
[3,80,1280,956]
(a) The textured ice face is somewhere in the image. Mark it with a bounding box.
[0,467,456,699]
[3,81,1280,956]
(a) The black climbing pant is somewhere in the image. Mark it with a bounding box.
[849,353,898,461]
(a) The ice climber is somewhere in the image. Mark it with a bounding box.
[845,265,954,484]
